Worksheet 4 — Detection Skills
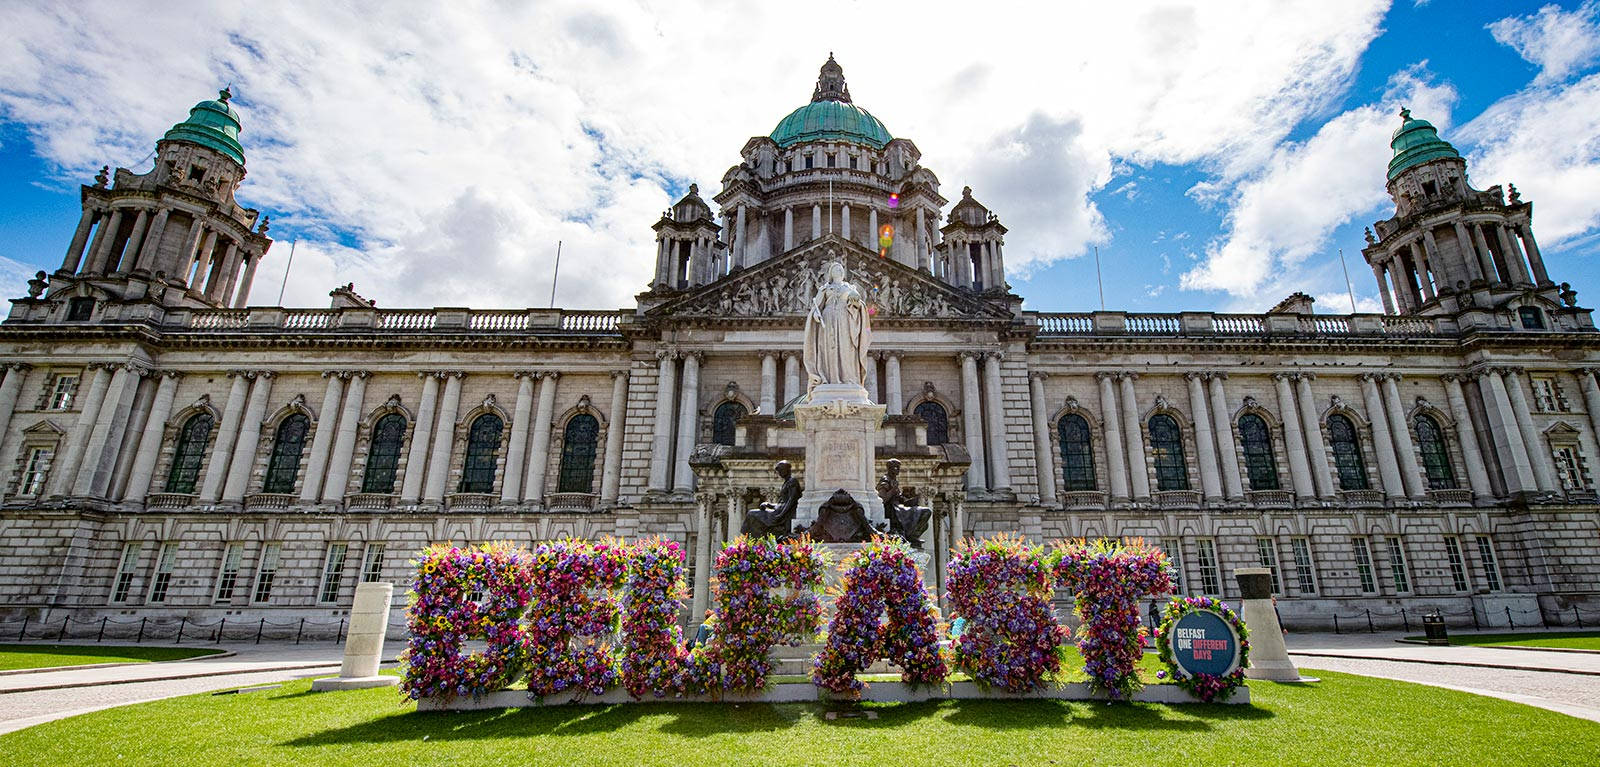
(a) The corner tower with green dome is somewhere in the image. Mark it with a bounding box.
[46,87,272,314]
[1361,107,1563,326]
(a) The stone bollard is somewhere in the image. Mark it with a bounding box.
[1234,567,1313,683]
[311,581,400,691]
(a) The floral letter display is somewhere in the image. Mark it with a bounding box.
[524,539,628,698]
[1054,538,1174,700]
[946,534,1069,692]
[400,543,534,701]
[692,536,826,693]
[812,537,948,695]
[620,538,692,698]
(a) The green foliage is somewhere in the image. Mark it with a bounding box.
[0,644,223,671]
[1403,631,1600,651]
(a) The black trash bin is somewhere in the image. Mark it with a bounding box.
[1422,613,1448,646]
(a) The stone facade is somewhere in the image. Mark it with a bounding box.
[0,59,1596,630]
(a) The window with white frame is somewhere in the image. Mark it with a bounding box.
[110,542,142,603]
[19,447,53,497]
[147,542,178,603]
[1528,374,1569,413]
[1194,539,1221,595]
[1351,537,1378,594]
[214,543,244,602]
[1385,537,1411,593]
[47,373,78,410]
[1550,439,1593,492]
[1255,538,1282,594]
[1290,537,1318,595]
[252,543,281,603]
[360,543,386,583]
[318,543,349,603]
[1160,537,1184,594]
[1475,535,1504,592]
[1443,536,1470,592]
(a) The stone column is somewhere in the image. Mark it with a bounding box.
[735,205,747,268]
[1502,368,1558,492]
[423,372,464,503]
[190,229,219,289]
[1119,373,1151,500]
[1272,374,1314,498]
[783,353,800,406]
[1294,375,1336,498]
[1442,374,1494,500]
[61,209,96,273]
[884,353,903,415]
[1453,221,1484,282]
[653,237,669,288]
[400,373,441,503]
[915,209,928,271]
[232,254,259,308]
[842,203,851,241]
[981,353,1012,491]
[1207,374,1244,499]
[783,208,794,251]
[1186,373,1222,500]
[1373,264,1395,314]
[1411,242,1435,301]
[500,372,536,503]
[1028,373,1057,507]
[310,582,399,691]
[1472,224,1499,282]
[1358,374,1405,498]
[0,364,30,454]
[178,221,206,282]
[1477,370,1537,494]
[600,370,629,505]
[123,371,180,505]
[299,373,346,503]
[74,363,143,497]
[116,209,151,273]
[321,371,369,502]
[1421,229,1447,292]
[1518,223,1550,285]
[648,351,677,492]
[87,209,124,273]
[865,354,879,403]
[673,352,701,492]
[49,365,112,497]
[199,372,251,502]
[221,372,275,502]
[1096,372,1130,501]
[869,208,879,253]
[690,491,713,620]
[525,371,561,504]
[207,240,238,301]
[759,354,777,414]
[993,239,1006,288]
[1495,225,1532,285]
[960,352,988,491]
[135,208,169,272]
[1380,374,1427,499]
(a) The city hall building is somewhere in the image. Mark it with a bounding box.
[0,57,1595,630]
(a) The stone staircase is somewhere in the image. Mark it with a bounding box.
[766,641,896,676]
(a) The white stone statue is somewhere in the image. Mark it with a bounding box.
[802,260,871,392]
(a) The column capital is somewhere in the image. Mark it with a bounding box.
[1117,371,1139,382]
[1356,372,1381,383]
[958,350,983,362]
[1439,373,1470,384]
[984,350,1004,362]
[120,362,151,377]
[1271,372,1295,382]
[781,350,799,361]
[656,348,679,362]
[683,350,705,363]
[1183,371,1205,382]
[1206,371,1228,381]
[1028,371,1048,382]
[339,370,371,380]
[3,362,34,372]
[514,370,536,381]
[254,370,277,380]
[437,370,466,380]
[540,370,562,381]
[1094,371,1119,382]
[156,369,183,380]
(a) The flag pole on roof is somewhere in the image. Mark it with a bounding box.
[276,240,296,306]
[1338,247,1357,313]
[549,240,563,308]
[1093,245,1105,311]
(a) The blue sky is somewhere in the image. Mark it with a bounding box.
[0,1,1597,314]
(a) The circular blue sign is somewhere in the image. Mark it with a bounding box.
[1167,609,1239,678]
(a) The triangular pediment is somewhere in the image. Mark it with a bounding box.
[646,234,1012,321]
[21,419,66,437]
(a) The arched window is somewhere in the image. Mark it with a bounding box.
[1327,414,1369,490]
[1149,413,1189,491]
[712,401,746,447]
[262,414,310,494]
[164,413,214,493]
[914,401,948,446]
[458,414,504,494]
[360,413,408,494]
[1414,414,1457,490]
[557,414,600,493]
[1057,413,1096,491]
[1238,414,1279,491]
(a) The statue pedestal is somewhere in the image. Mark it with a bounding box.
[794,385,886,528]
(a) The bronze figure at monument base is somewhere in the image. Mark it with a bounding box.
[742,460,800,539]
[807,488,877,543]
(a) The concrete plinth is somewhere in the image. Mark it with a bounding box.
[1235,568,1314,683]
[794,385,886,527]
[312,581,399,692]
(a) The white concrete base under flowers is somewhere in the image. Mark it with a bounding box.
[416,680,1250,711]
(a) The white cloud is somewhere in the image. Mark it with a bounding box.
[0,0,1390,308]
[1487,2,1600,84]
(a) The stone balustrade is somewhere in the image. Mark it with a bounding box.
[1034,310,1456,338]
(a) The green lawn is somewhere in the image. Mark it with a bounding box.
[0,644,224,671]
[1,669,1596,766]
[1406,631,1600,651]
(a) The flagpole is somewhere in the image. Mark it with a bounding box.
[1338,247,1357,312]
[1093,245,1105,311]
[276,240,296,306]
[549,240,563,308]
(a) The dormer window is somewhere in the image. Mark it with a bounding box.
[804,155,814,170]
[1519,306,1546,330]
[826,153,836,168]
[1421,180,1437,197]
[66,297,95,321]
[188,165,205,182]
[849,156,858,170]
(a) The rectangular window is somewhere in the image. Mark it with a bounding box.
[252,543,281,603]
[1443,536,1470,592]
[1160,537,1184,595]
[1352,537,1377,594]
[1528,375,1567,412]
[1551,444,1592,491]
[110,542,142,603]
[1475,535,1503,592]
[214,543,244,602]
[804,155,813,170]
[318,543,349,603]
[49,374,78,410]
[19,447,53,496]
[1385,537,1410,593]
[1255,537,1282,594]
[147,543,178,603]
[1194,539,1221,595]
[360,543,386,583]
[848,156,858,170]
[1290,537,1318,595]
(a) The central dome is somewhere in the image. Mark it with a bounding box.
[1387,107,1459,181]
[162,87,247,166]
[769,55,892,149]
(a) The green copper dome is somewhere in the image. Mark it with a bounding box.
[162,88,246,166]
[1387,107,1459,181]
[770,55,892,149]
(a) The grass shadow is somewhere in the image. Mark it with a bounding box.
[940,699,1074,730]
[283,703,657,747]
[651,702,805,736]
